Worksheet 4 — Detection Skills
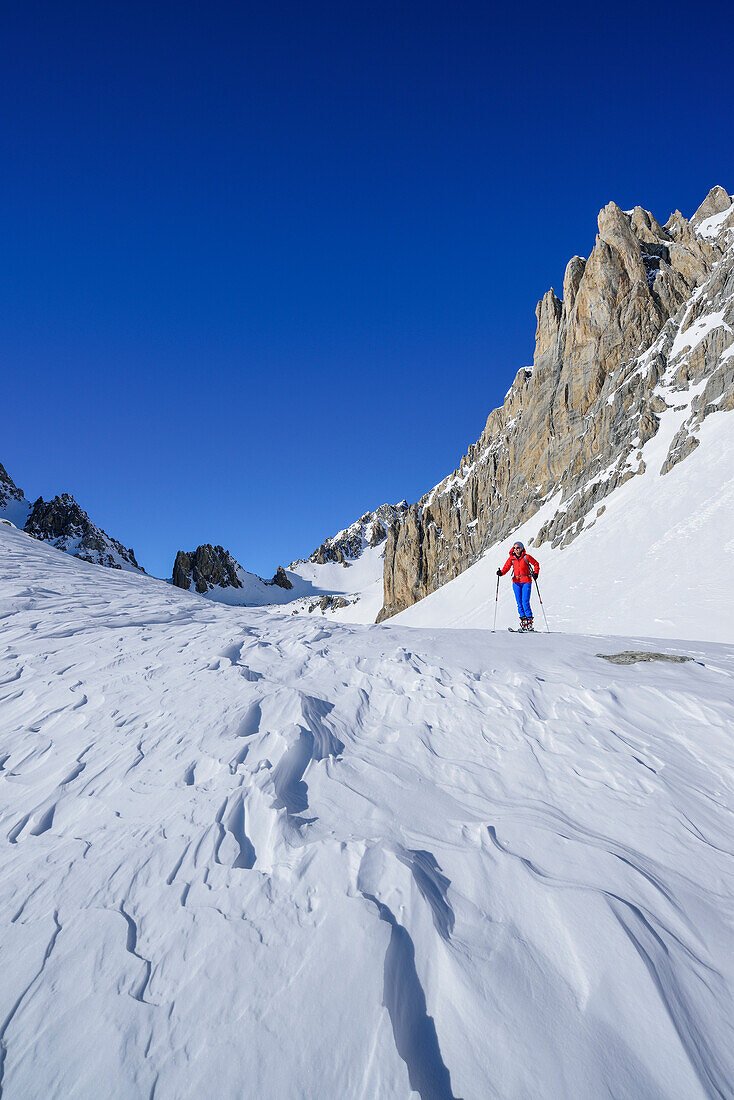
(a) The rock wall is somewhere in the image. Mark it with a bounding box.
[378,187,734,621]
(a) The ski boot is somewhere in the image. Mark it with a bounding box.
[525,618,535,632]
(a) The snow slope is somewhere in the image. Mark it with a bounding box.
[283,540,388,622]
[181,542,386,621]
[180,506,399,622]
[2,524,734,1098]
[182,561,303,607]
[395,388,734,643]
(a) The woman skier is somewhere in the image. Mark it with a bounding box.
[497,541,540,631]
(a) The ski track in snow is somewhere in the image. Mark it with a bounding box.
[2,525,734,1098]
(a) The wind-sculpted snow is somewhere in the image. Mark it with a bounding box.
[2,524,734,1098]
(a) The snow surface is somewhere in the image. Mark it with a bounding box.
[395,385,734,643]
[2,521,734,1098]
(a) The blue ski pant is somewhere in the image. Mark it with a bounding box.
[513,581,533,619]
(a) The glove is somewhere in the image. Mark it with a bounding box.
[530,569,537,578]
[496,568,502,577]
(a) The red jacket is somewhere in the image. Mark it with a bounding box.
[500,549,539,584]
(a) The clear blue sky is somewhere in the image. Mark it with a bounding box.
[3,0,732,577]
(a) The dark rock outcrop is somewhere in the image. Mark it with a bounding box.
[172,545,243,594]
[0,462,25,506]
[24,494,144,572]
[269,565,293,589]
[308,594,350,613]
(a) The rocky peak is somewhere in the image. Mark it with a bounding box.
[534,288,562,361]
[562,257,586,313]
[171,543,294,598]
[0,461,23,500]
[172,545,243,593]
[26,493,87,540]
[692,185,733,227]
[25,493,144,573]
[379,186,734,621]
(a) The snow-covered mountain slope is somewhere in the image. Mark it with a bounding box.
[394,338,734,642]
[0,461,145,574]
[3,523,734,1098]
[171,505,406,621]
[380,186,734,623]
[293,501,408,566]
[283,540,390,623]
[24,493,145,574]
[279,503,409,622]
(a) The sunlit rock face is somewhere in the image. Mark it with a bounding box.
[379,187,734,621]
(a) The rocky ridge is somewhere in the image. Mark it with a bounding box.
[379,186,734,621]
[172,545,243,593]
[24,494,145,573]
[1,462,145,573]
[293,501,408,567]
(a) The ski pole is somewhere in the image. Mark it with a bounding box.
[492,573,500,632]
[532,574,550,633]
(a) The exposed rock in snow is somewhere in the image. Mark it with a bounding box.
[269,565,293,589]
[172,544,243,593]
[597,650,693,665]
[306,593,349,613]
[380,186,734,621]
[24,493,144,573]
[171,543,305,608]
